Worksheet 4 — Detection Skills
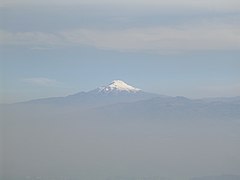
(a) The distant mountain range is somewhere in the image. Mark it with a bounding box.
[11,80,240,120]
[15,80,240,105]
[16,80,161,107]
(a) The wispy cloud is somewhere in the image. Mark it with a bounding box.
[22,77,61,87]
[60,23,240,53]
[0,31,64,47]
[1,22,240,53]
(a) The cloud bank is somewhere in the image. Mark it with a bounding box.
[1,22,240,53]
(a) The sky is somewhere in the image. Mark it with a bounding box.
[0,0,240,103]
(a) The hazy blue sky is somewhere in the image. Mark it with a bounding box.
[0,0,240,103]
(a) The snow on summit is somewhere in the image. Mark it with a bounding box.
[97,80,141,93]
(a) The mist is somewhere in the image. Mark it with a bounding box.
[2,98,240,180]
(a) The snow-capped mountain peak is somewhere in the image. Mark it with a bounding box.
[97,80,141,93]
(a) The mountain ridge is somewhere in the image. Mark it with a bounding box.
[6,80,240,108]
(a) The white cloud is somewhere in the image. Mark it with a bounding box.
[22,78,61,87]
[1,22,240,53]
